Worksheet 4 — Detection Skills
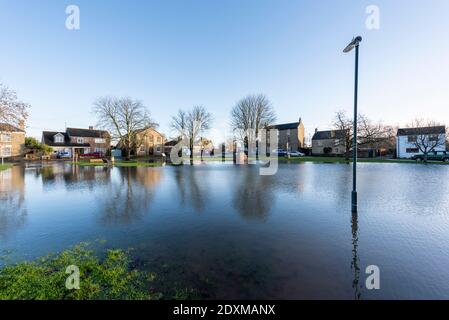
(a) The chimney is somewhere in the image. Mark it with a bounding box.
[331,130,336,138]
[89,126,94,130]
[18,120,25,131]
[315,128,318,134]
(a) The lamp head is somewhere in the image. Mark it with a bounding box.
[343,36,362,53]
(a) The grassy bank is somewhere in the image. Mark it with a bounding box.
[282,156,449,165]
[0,164,12,171]
[0,243,161,300]
[71,156,449,167]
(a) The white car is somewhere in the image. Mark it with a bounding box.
[288,151,305,157]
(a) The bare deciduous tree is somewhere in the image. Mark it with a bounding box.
[407,119,447,162]
[333,110,394,159]
[0,83,29,127]
[171,106,213,163]
[93,96,157,158]
[230,94,276,158]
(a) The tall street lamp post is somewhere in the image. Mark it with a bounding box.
[343,36,362,213]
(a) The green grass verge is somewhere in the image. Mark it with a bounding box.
[0,243,161,300]
[281,156,449,165]
[0,164,12,171]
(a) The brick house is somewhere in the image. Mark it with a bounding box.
[267,118,305,152]
[42,127,110,158]
[0,122,26,159]
[134,128,165,156]
[312,129,348,156]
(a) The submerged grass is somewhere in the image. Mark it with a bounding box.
[0,164,12,171]
[0,243,162,300]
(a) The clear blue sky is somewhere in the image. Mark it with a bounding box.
[1,0,448,143]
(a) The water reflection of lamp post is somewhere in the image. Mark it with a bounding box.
[351,211,361,300]
[343,36,362,213]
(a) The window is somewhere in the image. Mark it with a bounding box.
[94,147,105,154]
[1,146,12,157]
[54,134,64,143]
[408,135,417,143]
[317,141,323,147]
[429,135,439,142]
[149,135,154,143]
[1,133,12,142]
[157,136,162,144]
[94,138,105,144]
[406,148,419,153]
[77,137,84,144]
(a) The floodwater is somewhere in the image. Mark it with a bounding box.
[1,162,448,299]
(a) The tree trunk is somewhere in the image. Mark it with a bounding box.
[190,137,194,165]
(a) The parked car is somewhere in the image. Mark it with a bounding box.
[57,152,71,159]
[412,151,449,162]
[276,149,287,157]
[289,151,305,157]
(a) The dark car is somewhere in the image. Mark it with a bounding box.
[412,151,449,162]
[276,149,287,157]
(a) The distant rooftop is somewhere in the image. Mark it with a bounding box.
[312,129,347,140]
[0,123,24,132]
[397,126,445,136]
[66,127,109,138]
[267,118,302,131]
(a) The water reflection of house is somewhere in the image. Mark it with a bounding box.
[39,163,111,190]
[0,166,26,239]
[135,167,162,188]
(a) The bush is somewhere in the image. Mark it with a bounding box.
[25,137,53,154]
[0,243,161,300]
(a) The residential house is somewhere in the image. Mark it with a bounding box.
[134,128,165,156]
[396,126,446,158]
[312,129,348,156]
[42,127,110,158]
[0,122,26,159]
[267,118,305,152]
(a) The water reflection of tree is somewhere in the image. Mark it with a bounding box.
[97,167,162,225]
[351,211,362,300]
[173,167,207,213]
[0,166,27,240]
[233,168,274,220]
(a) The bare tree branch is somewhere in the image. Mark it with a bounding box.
[93,96,157,158]
[408,119,446,161]
[230,94,276,157]
[0,83,29,127]
[171,105,213,162]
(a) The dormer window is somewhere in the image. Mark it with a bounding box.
[54,133,64,143]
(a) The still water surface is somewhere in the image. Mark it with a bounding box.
[1,162,449,299]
